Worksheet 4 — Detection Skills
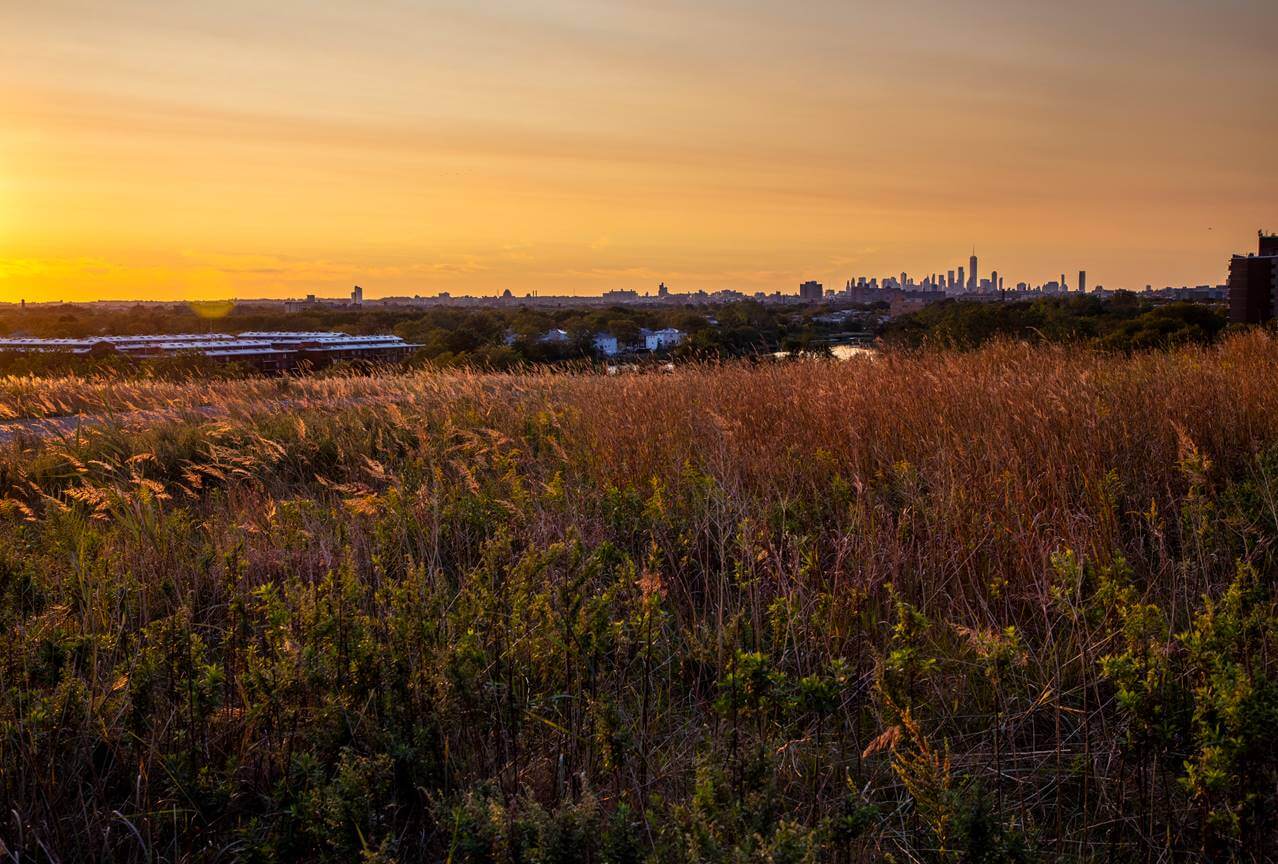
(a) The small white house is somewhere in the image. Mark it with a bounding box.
[642,327,684,351]
[592,332,619,356]
[538,328,571,344]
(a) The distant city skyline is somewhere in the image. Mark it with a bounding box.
[2,0,1275,302]
[0,241,1243,305]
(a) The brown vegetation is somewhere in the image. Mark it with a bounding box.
[3,335,1278,861]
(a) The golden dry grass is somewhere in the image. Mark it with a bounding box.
[3,333,1278,861]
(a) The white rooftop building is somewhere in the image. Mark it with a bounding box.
[0,331,419,370]
[538,328,571,344]
[592,332,620,356]
[641,328,684,351]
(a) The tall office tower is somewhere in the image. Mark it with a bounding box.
[1060,273,1067,291]
[351,285,364,305]
[947,269,955,291]
[1078,271,1087,294]
[958,266,965,292]
[799,280,824,301]
[900,271,908,290]
[991,270,998,293]
[998,276,1004,291]
[969,252,978,291]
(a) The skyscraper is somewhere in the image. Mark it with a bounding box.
[958,266,965,292]
[991,270,998,293]
[799,280,824,301]
[1078,270,1086,294]
[351,285,363,305]
[968,251,978,291]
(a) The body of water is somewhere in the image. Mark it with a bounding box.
[772,344,876,360]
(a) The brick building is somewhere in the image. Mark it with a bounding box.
[1228,232,1278,324]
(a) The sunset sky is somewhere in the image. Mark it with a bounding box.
[3,0,1275,302]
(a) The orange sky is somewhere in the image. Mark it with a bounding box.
[2,0,1275,301]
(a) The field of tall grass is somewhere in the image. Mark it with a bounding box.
[3,334,1278,862]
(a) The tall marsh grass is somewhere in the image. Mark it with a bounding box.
[3,334,1278,861]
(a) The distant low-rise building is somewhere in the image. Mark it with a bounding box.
[284,294,319,313]
[889,296,932,318]
[641,328,684,351]
[0,331,419,372]
[538,328,571,344]
[812,310,854,325]
[593,332,620,356]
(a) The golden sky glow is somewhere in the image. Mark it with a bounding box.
[2,0,1276,301]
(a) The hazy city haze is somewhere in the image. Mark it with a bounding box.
[3,0,1275,301]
